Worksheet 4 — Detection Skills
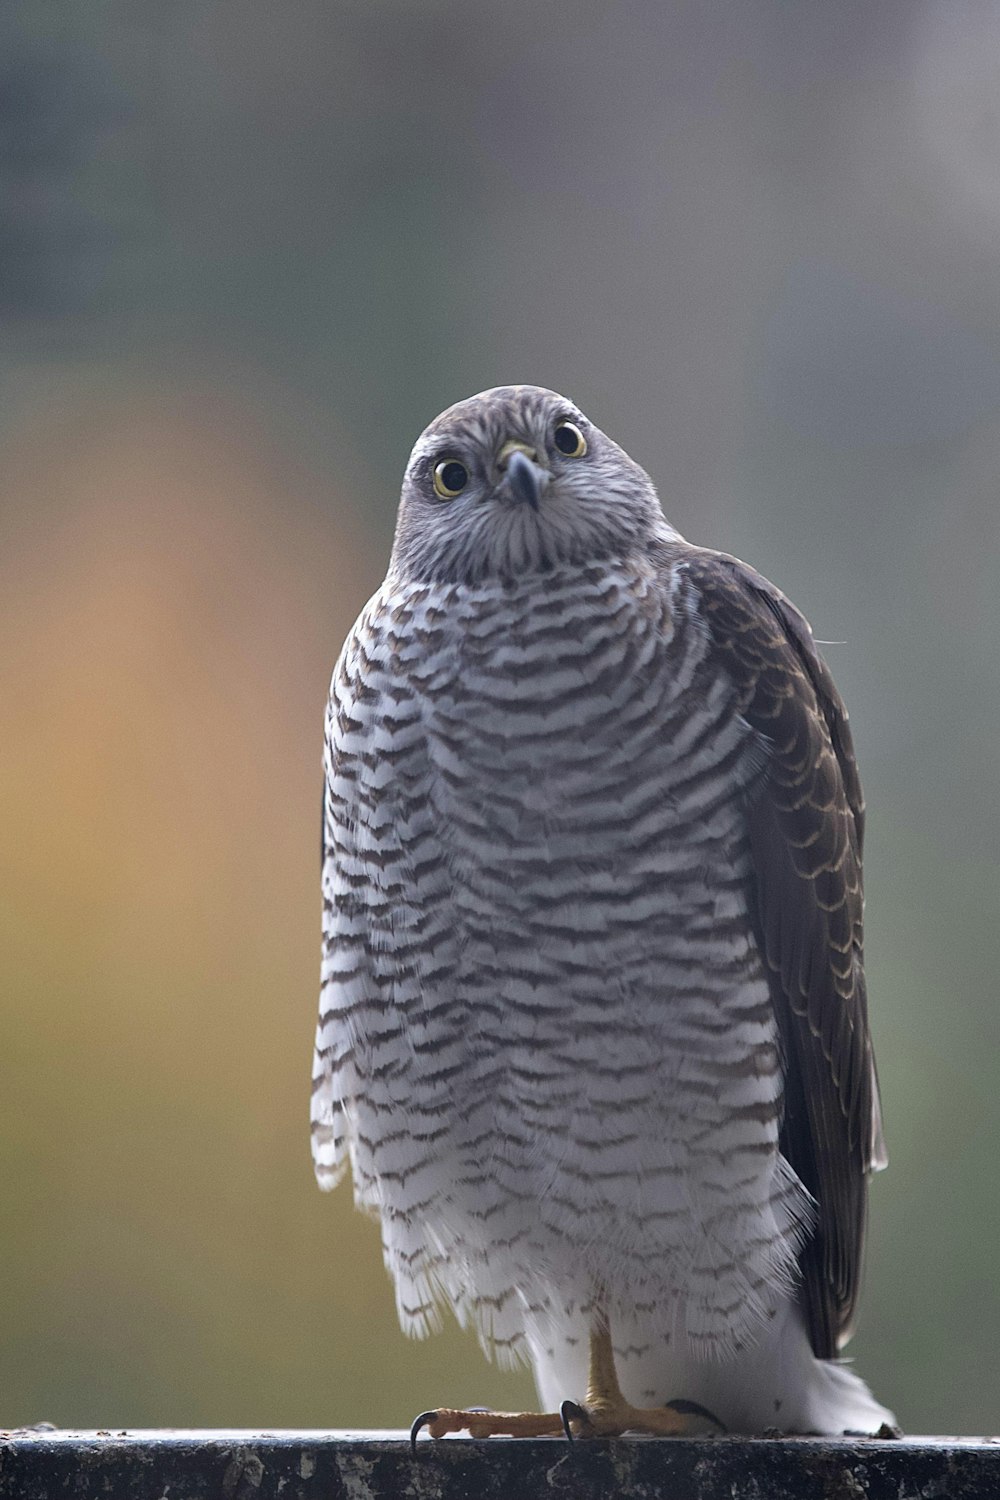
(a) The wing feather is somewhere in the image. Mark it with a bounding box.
[679,547,885,1357]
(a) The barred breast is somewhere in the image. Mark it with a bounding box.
[312,553,812,1367]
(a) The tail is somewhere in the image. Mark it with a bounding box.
[800,1352,897,1436]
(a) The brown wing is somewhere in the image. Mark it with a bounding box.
[679,545,885,1359]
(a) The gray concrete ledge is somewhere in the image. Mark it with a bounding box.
[2,1428,998,1499]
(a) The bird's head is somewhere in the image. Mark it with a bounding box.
[389,385,677,585]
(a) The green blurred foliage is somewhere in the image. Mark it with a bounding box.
[2,0,999,1436]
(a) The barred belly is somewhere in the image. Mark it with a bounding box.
[322,557,811,1365]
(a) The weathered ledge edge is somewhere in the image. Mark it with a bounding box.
[2,1429,997,1500]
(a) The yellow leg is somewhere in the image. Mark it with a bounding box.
[561,1317,724,1438]
[410,1306,724,1448]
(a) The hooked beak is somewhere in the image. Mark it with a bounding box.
[499,442,548,511]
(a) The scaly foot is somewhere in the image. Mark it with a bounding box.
[410,1306,725,1449]
[410,1407,564,1448]
[409,1396,722,1449]
[560,1394,724,1440]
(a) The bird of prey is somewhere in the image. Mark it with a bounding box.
[311,385,894,1439]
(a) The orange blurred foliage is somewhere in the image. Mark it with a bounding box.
[0,378,535,1425]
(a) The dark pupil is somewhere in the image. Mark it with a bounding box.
[554,423,579,454]
[440,461,467,492]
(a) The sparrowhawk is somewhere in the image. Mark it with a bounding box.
[311,385,894,1438]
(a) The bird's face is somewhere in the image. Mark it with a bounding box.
[390,385,677,585]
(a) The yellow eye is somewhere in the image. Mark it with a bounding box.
[432,459,469,499]
[553,420,587,458]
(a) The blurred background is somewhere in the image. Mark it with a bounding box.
[2,0,999,1435]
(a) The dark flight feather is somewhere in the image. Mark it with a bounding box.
[676,546,885,1359]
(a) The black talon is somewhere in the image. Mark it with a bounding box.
[560,1399,585,1442]
[664,1397,727,1432]
[410,1410,439,1453]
